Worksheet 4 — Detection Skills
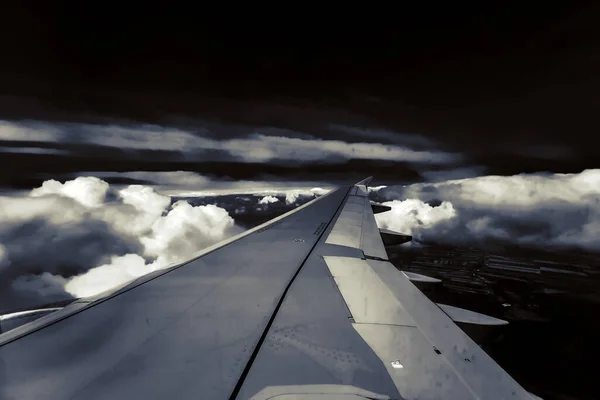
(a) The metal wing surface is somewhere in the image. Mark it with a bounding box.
[0,178,535,399]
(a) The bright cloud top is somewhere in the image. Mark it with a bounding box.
[0,177,240,304]
[375,199,457,236]
[258,195,279,204]
[0,120,460,164]
[373,169,600,251]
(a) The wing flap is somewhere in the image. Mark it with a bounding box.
[367,258,533,398]
[323,256,413,326]
[353,323,475,399]
[324,192,388,260]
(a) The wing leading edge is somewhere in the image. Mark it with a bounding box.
[0,179,535,399]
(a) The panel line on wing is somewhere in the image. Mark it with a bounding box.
[364,258,534,399]
[352,322,418,328]
[325,195,366,249]
[228,187,351,400]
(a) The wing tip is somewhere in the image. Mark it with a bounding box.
[355,176,374,186]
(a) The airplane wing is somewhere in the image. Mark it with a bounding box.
[0,178,535,399]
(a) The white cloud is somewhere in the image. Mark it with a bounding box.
[258,195,279,204]
[398,169,600,210]
[278,188,329,205]
[374,169,600,252]
[119,184,171,216]
[0,177,240,304]
[30,176,110,208]
[64,254,157,298]
[375,199,457,237]
[253,189,326,208]
[309,187,330,196]
[140,201,237,264]
[285,192,300,205]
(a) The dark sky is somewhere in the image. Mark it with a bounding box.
[1,3,599,187]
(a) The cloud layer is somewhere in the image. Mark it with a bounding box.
[0,177,241,310]
[373,169,600,252]
[0,120,460,165]
[78,170,334,197]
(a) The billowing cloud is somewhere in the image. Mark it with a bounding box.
[140,201,235,263]
[65,254,158,298]
[279,188,330,205]
[258,195,279,204]
[30,176,111,207]
[373,169,600,252]
[285,192,300,205]
[368,185,387,193]
[375,199,457,236]
[0,177,240,310]
[0,120,460,165]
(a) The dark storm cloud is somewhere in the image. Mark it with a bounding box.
[0,118,471,190]
[0,194,141,311]
[328,125,440,149]
[0,120,460,164]
[417,166,489,183]
[1,3,598,186]
[1,211,140,277]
